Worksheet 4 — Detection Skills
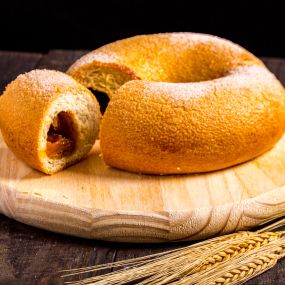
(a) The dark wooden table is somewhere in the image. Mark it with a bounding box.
[1,51,285,285]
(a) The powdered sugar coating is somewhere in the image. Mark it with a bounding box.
[68,32,262,84]
[9,69,79,95]
[67,33,285,174]
[0,69,100,174]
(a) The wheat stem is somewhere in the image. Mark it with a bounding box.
[61,231,253,278]
[61,219,285,285]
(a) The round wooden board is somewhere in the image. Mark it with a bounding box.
[1,132,285,243]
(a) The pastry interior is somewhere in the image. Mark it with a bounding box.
[39,90,100,174]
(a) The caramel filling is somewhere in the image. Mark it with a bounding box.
[46,112,77,159]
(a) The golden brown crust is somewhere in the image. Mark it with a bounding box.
[0,69,101,174]
[67,33,263,89]
[68,33,285,174]
[101,66,285,174]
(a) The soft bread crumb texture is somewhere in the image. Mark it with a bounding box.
[69,33,285,174]
[0,69,101,174]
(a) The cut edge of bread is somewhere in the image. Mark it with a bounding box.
[39,90,100,174]
[67,62,140,98]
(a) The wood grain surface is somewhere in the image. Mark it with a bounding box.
[1,51,285,284]
[2,130,285,243]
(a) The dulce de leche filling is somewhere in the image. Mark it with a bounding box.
[46,112,77,159]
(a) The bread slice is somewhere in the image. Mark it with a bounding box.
[0,69,101,174]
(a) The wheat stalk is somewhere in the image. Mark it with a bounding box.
[156,236,285,285]
[61,231,253,278]
[61,218,285,285]
[61,232,253,281]
[195,232,281,273]
[199,240,285,285]
[206,253,278,285]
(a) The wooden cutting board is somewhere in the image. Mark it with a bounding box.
[1,131,285,243]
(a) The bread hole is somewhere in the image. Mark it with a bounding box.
[46,112,77,159]
[89,89,110,114]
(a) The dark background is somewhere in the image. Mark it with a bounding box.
[0,0,285,57]
[2,2,285,284]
